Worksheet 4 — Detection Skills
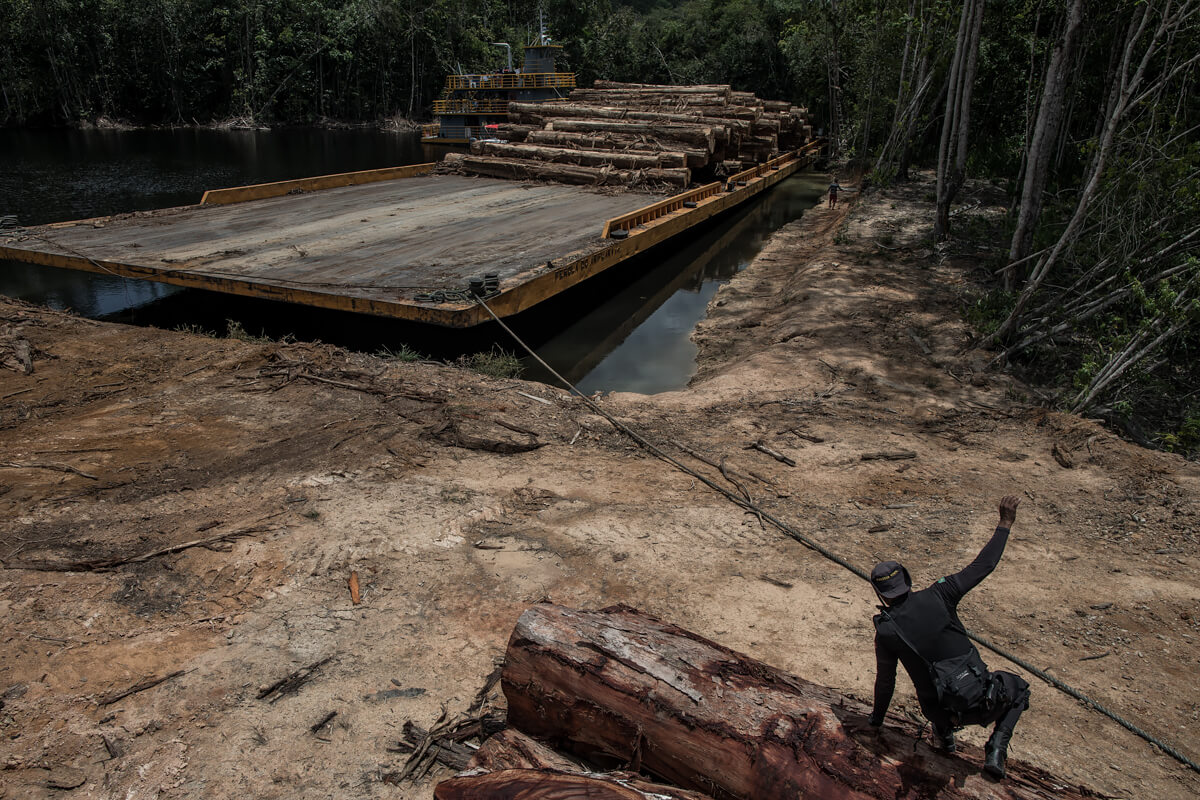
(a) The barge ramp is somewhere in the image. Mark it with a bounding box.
[1,147,816,328]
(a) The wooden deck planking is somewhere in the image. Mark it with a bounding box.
[19,176,657,294]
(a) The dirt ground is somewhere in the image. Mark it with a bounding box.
[1,173,1197,799]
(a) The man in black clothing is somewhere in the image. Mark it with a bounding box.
[867,495,1030,780]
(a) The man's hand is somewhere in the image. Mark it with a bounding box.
[998,495,1021,527]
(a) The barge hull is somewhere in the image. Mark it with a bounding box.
[1,147,817,328]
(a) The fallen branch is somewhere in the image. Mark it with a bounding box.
[759,574,794,588]
[747,440,796,466]
[860,450,917,461]
[785,429,825,443]
[516,391,553,406]
[258,656,334,704]
[1,460,98,480]
[670,440,774,486]
[311,710,338,734]
[386,709,507,784]
[493,418,539,438]
[5,525,280,572]
[96,669,188,706]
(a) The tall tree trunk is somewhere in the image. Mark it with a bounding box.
[991,0,1191,345]
[934,0,984,239]
[1005,0,1085,289]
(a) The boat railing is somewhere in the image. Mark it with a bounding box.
[422,124,497,142]
[444,73,576,90]
[432,99,511,114]
[601,148,814,238]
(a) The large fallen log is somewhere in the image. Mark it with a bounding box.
[469,729,586,773]
[435,769,714,800]
[503,603,1106,800]
[546,120,716,152]
[507,102,747,140]
[568,90,731,105]
[444,153,689,190]
[471,141,686,170]
[594,80,731,94]
[524,131,711,168]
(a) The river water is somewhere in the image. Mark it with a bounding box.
[0,128,825,393]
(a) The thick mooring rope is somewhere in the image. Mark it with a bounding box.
[473,293,1200,775]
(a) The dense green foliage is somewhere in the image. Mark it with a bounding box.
[3,0,1197,454]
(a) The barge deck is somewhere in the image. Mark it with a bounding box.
[1,147,816,327]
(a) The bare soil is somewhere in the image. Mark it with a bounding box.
[1,173,1197,799]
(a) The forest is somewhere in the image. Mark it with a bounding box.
[1,0,1197,454]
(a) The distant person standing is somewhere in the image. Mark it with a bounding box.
[828,176,841,208]
[867,495,1030,780]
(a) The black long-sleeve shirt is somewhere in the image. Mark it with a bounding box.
[871,525,1011,727]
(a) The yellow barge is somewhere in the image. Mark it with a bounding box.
[0,145,817,328]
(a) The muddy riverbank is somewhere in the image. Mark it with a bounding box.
[1,174,1197,799]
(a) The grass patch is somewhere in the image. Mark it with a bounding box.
[174,323,215,336]
[963,289,1014,336]
[225,319,277,343]
[376,343,423,362]
[457,348,523,379]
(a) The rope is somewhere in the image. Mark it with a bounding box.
[471,292,1200,775]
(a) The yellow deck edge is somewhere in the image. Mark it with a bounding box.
[3,145,818,328]
[199,162,438,205]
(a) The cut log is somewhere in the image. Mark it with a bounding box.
[568,90,731,105]
[594,81,731,95]
[435,768,715,800]
[524,131,710,168]
[445,154,689,190]
[546,120,716,152]
[493,123,535,142]
[507,102,747,140]
[472,141,686,170]
[502,603,1104,800]
[468,729,586,772]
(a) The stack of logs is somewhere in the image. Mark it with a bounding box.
[440,81,813,191]
[432,604,1104,799]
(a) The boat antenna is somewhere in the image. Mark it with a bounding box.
[538,8,548,45]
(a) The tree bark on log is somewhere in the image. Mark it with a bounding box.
[471,141,686,170]
[564,93,759,119]
[435,769,715,800]
[444,154,689,190]
[468,729,587,773]
[568,90,731,105]
[507,102,746,139]
[494,124,535,142]
[592,81,731,98]
[502,603,1105,800]
[523,131,710,168]
[545,120,715,152]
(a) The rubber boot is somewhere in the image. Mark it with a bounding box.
[984,729,1012,779]
[932,724,956,753]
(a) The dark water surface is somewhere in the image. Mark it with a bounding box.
[0,128,824,392]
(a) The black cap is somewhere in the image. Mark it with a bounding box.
[871,561,911,599]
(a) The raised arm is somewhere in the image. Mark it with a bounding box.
[943,495,1021,601]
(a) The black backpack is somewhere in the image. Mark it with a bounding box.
[878,611,993,721]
